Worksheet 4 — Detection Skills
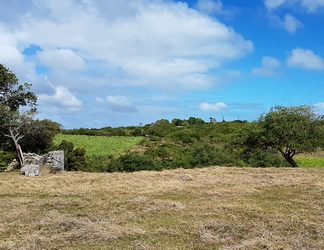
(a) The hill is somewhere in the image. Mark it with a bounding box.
[0,167,323,249]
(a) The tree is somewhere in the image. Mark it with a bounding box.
[0,64,37,167]
[236,106,324,168]
[188,117,205,125]
[20,119,62,154]
[0,107,34,167]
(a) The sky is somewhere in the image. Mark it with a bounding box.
[0,0,323,128]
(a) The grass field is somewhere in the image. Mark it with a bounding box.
[0,167,323,249]
[54,134,144,157]
[296,156,324,168]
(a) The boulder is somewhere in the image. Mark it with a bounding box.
[23,153,44,165]
[44,151,64,171]
[5,159,19,172]
[21,164,40,177]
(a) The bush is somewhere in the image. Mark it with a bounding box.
[56,140,87,171]
[243,149,289,168]
[108,153,163,172]
[190,143,242,167]
[86,155,113,172]
[0,151,15,171]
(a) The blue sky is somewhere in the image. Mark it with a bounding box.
[0,0,323,128]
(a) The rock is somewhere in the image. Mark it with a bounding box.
[5,159,18,172]
[44,151,64,171]
[23,153,44,165]
[21,164,40,177]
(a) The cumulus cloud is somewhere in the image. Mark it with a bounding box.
[95,97,105,104]
[199,102,227,111]
[314,102,324,113]
[196,0,224,14]
[0,0,252,91]
[106,96,137,113]
[287,48,324,70]
[38,85,82,109]
[252,56,280,77]
[37,49,86,72]
[283,14,302,33]
[265,0,285,10]
[0,0,253,126]
[301,0,324,12]
[264,0,324,12]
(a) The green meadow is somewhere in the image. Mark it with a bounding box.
[54,134,144,157]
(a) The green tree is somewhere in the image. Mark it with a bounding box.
[20,119,62,154]
[0,64,37,167]
[237,106,324,168]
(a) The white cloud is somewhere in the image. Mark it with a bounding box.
[106,95,137,113]
[302,0,324,12]
[287,48,324,70]
[265,0,286,10]
[314,102,324,112]
[2,0,252,90]
[95,97,105,104]
[284,14,302,33]
[37,49,86,72]
[0,0,253,126]
[199,102,227,111]
[38,85,82,109]
[196,0,224,14]
[252,56,280,77]
[264,0,324,12]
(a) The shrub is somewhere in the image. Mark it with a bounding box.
[108,153,163,172]
[243,149,289,168]
[56,140,87,171]
[190,143,241,167]
[86,155,113,172]
[0,151,15,171]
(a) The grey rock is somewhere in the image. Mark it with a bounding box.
[44,151,64,171]
[23,153,44,165]
[5,159,18,172]
[21,164,40,177]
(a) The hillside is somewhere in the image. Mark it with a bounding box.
[0,167,323,249]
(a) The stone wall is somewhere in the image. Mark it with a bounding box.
[15,151,64,176]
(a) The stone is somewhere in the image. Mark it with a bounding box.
[5,159,18,172]
[23,153,44,165]
[44,151,64,171]
[21,164,40,177]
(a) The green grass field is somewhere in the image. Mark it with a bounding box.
[54,134,144,157]
[296,156,324,168]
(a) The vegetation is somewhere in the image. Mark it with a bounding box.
[296,155,324,168]
[54,134,144,157]
[0,65,61,168]
[55,140,87,171]
[235,106,324,168]
[52,113,324,172]
[0,167,323,249]
[0,64,37,167]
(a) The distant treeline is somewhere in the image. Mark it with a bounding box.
[63,117,248,137]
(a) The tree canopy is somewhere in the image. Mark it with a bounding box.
[0,64,37,167]
[0,64,37,112]
[236,106,324,167]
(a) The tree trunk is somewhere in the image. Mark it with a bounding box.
[9,128,24,167]
[16,144,24,167]
[284,154,298,168]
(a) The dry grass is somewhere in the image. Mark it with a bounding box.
[0,167,323,249]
